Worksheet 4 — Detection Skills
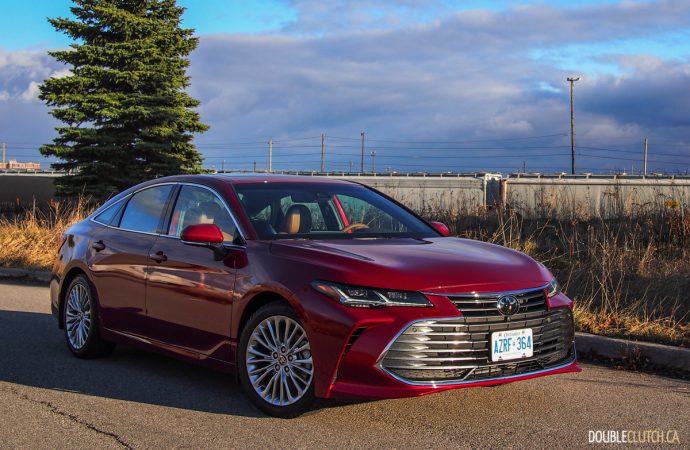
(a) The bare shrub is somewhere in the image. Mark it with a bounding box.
[421,203,690,346]
[0,197,94,270]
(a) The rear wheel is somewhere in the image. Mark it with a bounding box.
[63,274,115,358]
[238,303,315,418]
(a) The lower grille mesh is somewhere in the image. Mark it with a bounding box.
[380,308,574,383]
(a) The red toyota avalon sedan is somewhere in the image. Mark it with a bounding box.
[51,174,579,417]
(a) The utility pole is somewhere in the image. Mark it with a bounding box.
[371,151,376,173]
[360,132,365,173]
[567,76,581,175]
[644,138,648,178]
[1,142,5,168]
[221,160,225,173]
[321,133,325,173]
[268,138,273,173]
[349,160,353,173]
[253,161,256,173]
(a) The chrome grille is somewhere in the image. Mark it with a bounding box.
[448,287,547,317]
[380,308,574,383]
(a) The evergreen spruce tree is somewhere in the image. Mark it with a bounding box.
[39,0,208,200]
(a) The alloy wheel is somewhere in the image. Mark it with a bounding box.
[245,315,313,406]
[65,282,92,350]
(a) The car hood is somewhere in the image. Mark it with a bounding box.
[269,237,552,293]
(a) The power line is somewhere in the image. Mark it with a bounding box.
[328,132,569,144]
[579,146,690,158]
[579,152,689,166]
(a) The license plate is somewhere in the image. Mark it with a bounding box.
[491,328,533,362]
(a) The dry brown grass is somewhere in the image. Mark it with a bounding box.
[0,198,93,270]
[424,203,690,347]
[573,306,690,347]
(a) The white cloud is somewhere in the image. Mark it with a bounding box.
[19,81,40,103]
[49,68,72,79]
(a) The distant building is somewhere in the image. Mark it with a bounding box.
[3,160,41,170]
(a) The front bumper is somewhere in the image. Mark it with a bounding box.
[310,290,580,399]
[330,352,579,399]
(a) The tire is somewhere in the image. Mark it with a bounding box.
[238,303,315,418]
[62,274,115,358]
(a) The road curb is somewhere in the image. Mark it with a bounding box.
[0,267,51,283]
[575,332,690,375]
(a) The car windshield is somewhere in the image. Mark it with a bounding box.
[233,182,438,240]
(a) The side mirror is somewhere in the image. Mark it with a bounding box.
[181,224,227,260]
[430,221,450,237]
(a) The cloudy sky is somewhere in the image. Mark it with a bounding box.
[1,0,689,174]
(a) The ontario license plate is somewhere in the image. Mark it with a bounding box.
[491,328,533,362]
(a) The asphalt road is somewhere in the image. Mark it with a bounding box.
[1,280,688,449]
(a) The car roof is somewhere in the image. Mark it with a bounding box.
[153,173,358,186]
[217,173,357,185]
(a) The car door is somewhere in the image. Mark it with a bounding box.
[90,184,175,337]
[144,184,241,359]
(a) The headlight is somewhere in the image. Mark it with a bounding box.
[310,281,432,308]
[547,278,561,298]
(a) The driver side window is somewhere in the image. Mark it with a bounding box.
[168,186,237,242]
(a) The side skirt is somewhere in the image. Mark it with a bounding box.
[100,327,237,374]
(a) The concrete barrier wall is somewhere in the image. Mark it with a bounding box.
[2,172,689,219]
[503,176,690,218]
[323,174,493,213]
[0,173,492,216]
[0,174,57,211]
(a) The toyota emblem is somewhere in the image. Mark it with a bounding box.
[497,295,520,316]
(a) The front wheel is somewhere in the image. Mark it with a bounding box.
[63,274,115,358]
[238,303,315,418]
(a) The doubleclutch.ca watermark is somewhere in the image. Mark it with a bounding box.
[589,430,681,445]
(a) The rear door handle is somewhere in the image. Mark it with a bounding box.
[150,251,167,263]
[92,240,105,252]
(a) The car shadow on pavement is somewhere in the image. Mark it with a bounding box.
[0,309,265,418]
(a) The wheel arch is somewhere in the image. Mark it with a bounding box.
[236,291,293,341]
[57,266,94,329]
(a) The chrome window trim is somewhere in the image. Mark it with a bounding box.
[90,223,161,238]
[88,181,247,246]
[422,283,550,298]
[91,182,178,234]
[90,181,178,226]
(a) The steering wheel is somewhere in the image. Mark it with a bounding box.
[341,223,370,233]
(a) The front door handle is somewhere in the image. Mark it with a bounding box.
[150,251,167,263]
[92,240,106,252]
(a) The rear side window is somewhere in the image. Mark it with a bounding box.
[119,185,173,233]
[93,200,125,226]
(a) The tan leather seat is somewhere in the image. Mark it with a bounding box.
[280,204,312,234]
